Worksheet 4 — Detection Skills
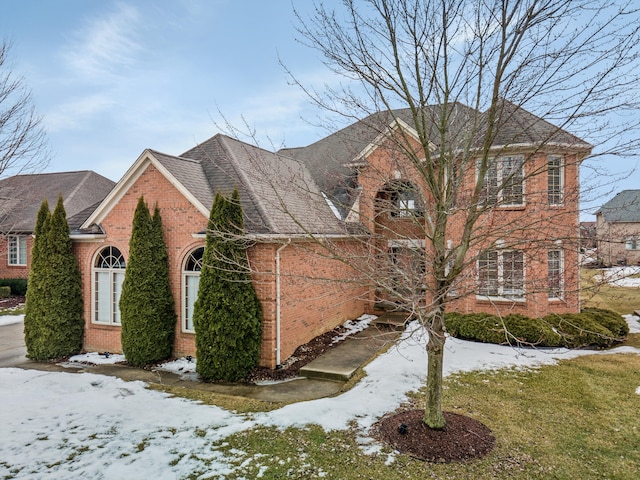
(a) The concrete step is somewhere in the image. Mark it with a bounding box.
[299,329,399,382]
[371,311,411,328]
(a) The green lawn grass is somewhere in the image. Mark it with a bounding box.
[180,353,639,479]
[581,268,640,315]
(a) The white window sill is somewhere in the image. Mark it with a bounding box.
[476,295,526,303]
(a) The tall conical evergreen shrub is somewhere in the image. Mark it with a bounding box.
[24,199,51,359]
[24,196,84,360]
[119,197,176,366]
[194,189,262,381]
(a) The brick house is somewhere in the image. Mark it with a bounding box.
[0,171,115,280]
[73,101,590,368]
[596,190,640,266]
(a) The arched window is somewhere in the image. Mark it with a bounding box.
[377,181,424,218]
[182,247,204,332]
[93,246,126,325]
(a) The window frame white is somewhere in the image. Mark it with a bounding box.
[182,247,204,333]
[477,249,526,301]
[8,235,27,266]
[548,249,564,300]
[478,155,525,207]
[548,155,564,206]
[92,246,126,325]
[625,237,640,250]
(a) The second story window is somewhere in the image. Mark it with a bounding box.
[480,156,525,206]
[390,182,424,218]
[548,155,564,205]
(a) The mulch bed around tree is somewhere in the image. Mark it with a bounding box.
[371,409,495,463]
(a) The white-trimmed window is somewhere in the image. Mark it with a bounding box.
[548,249,564,300]
[182,247,204,332]
[93,246,126,325]
[479,156,525,206]
[477,249,525,300]
[8,235,27,266]
[548,155,564,205]
[625,238,640,250]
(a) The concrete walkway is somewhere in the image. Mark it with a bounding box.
[0,320,27,367]
[10,325,400,404]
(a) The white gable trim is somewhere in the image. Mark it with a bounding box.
[81,150,210,229]
[346,117,431,167]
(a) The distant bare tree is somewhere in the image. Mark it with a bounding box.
[0,40,49,178]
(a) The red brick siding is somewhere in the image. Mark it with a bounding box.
[0,235,33,279]
[76,162,367,368]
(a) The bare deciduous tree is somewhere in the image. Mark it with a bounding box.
[279,0,640,429]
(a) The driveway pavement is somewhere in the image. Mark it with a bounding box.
[0,320,27,367]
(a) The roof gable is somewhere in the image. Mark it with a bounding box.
[0,171,115,233]
[82,135,346,237]
[81,150,211,229]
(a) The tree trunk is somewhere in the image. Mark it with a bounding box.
[423,309,446,429]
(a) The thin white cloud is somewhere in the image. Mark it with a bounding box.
[44,93,116,132]
[62,2,143,80]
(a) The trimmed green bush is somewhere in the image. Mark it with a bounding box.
[24,197,84,360]
[0,279,28,295]
[119,198,176,367]
[543,313,615,349]
[194,189,262,382]
[581,307,629,337]
[446,308,626,349]
[0,286,10,298]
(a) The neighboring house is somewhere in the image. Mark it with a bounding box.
[595,190,640,266]
[0,171,115,280]
[580,222,597,250]
[73,101,590,369]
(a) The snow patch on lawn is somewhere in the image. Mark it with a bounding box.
[594,266,640,287]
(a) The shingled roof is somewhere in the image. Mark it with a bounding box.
[0,171,115,233]
[596,190,640,223]
[279,100,591,214]
[84,135,347,237]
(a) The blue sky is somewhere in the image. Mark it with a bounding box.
[1,0,330,181]
[1,0,637,218]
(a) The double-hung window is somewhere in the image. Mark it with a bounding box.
[548,155,564,205]
[479,156,525,206]
[548,249,564,300]
[477,249,525,300]
[8,235,27,266]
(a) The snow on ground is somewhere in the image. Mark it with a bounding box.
[66,352,127,366]
[0,315,24,327]
[1,315,639,479]
[593,265,640,288]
